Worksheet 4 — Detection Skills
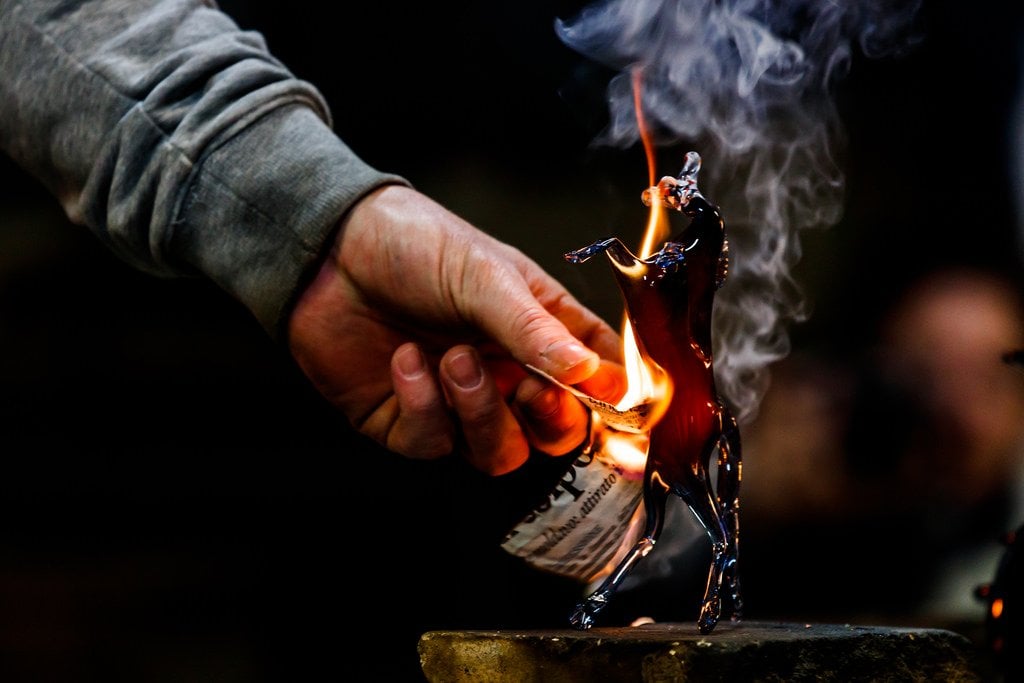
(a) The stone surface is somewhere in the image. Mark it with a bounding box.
[418,620,982,682]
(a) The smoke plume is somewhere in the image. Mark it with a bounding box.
[557,0,922,424]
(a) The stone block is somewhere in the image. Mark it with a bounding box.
[418,621,982,682]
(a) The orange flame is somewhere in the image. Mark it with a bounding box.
[632,67,669,259]
[599,68,674,474]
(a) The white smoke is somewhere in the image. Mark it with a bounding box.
[557,0,922,424]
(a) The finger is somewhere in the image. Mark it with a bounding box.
[479,353,529,399]
[388,342,455,458]
[456,250,605,385]
[440,345,529,475]
[505,301,602,385]
[575,359,628,404]
[515,375,590,456]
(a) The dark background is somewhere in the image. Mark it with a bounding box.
[1,1,1023,681]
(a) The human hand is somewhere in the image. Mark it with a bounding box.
[287,184,624,475]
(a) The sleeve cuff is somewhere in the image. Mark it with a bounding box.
[174,103,408,338]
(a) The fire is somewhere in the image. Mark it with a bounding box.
[632,68,668,259]
[598,69,675,474]
[600,428,649,473]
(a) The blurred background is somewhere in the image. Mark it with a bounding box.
[2,1,1024,680]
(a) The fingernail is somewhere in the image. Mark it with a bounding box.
[541,341,596,374]
[447,350,483,389]
[394,344,426,378]
[524,386,560,419]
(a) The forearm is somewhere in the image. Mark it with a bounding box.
[0,0,405,335]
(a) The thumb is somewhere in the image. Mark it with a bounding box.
[464,256,603,385]
[526,322,601,385]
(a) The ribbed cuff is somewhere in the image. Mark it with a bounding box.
[175,104,407,338]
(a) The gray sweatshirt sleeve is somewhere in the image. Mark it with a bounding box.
[0,0,407,337]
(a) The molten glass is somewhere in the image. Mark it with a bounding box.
[566,152,742,634]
